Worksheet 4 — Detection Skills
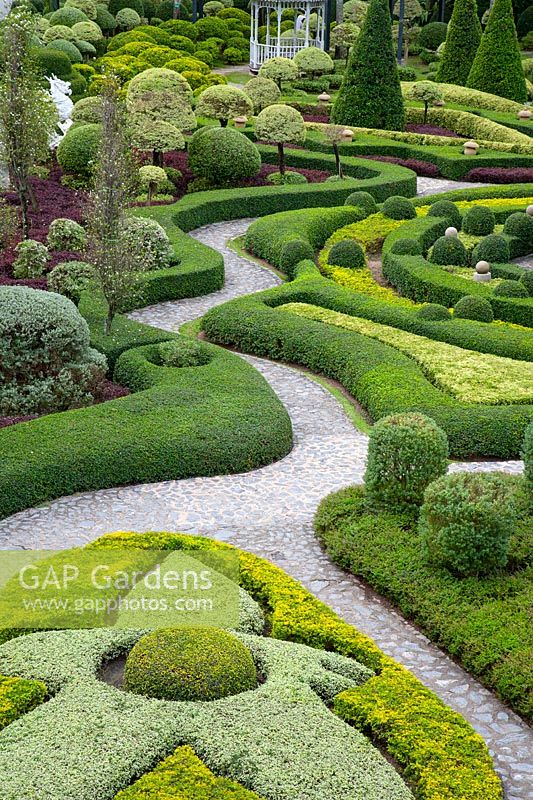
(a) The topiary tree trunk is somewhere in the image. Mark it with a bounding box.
[435,0,481,86]
[277,142,285,176]
[331,0,405,131]
[466,0,527,103]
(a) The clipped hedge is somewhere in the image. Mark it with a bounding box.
[0,675,47,732]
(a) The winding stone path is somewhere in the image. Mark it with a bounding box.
[1,212,531,797]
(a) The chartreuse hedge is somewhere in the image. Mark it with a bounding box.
[0,675,47,731]
[91,530,503,800]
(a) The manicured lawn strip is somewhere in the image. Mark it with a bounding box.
[279,303,533,404]
[92,531,503,800]
[0,341,292,521]
[315,485,532,722]
[0,675,47,731]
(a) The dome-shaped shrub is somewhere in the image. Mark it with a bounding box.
[417,21,448,50]
[71,20,103,44]
[115,7,141,29]
[65,0,98,19]
[390,238,422,255]
[492,280,528,298]
[123,627,257,701]
[519,270,533,297]
[471,233,510,265]
[46,39,83,62]
[12,240,49,279]
[158,338,211,367]
[344,190,377,215]
[427,199,462,230]
[382,196,416,220]
[363,412,449,510]
[419,472,515,577]
[48,261,96,303]
[49,6,89,26]
[109,0,144,15]
[123,217,174,270]
[32,47,73,80]
[279,239,314,275]
[43,24,78,43]
[71,96,102,124]
[453,295,494,322]
[328,239,365,269]
[417,303,452,321]
[430,235,468,266]
[462,205,495,236]
[0,286,106,415]
[188,126,260,186]
[503,212,533,248]
[57,123,101,175]
[47,218,86,251]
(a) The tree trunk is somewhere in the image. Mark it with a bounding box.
[220,118,228,127]
[423,101,428,124]
[105,306,114,336]
[153,150,164,167]
[278,142,285,176]
[333,142,344,179]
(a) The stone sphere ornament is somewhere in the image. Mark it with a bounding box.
[526,205,533,217]
[445,226,458,237]
[474,260,491,282]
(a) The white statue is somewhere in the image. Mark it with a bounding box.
[47,75,74,149]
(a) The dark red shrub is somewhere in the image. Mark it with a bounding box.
[463,167,533,183]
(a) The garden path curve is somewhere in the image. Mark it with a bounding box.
[0,180,531,799]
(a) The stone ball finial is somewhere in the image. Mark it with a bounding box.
[526,205,533,217]
[474,260,491,281]
[445,226,458,237]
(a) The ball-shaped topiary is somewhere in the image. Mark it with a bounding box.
[389,238,422,255]
[293,46,334,76]
[363,412,449,511]
[188,127,260,186]
[243,75,281,112]
[519,270,533,298]
[47,218,87,251]
[57,123,101,175]
[123,627,257,701]
[95,5,117,33]
[109,0,144,15]
[123,217,174,270]
[462,205,495,236]
[417,303,452,321]
[503,212,533,247]
[46,39,83,62]
[71,20,103,44]
[492,280,529,298]
[158,338,211,367]
[382,196,416,220]
[31,47,73,80]
[43,24,78,43]
[453,295,494,322]
[49,6,89,26]
[417,21,447,51]
[279,239,315,275]
[265,170,307,185]
[328,239,365,269]
[115,7,141,29]
[471,233,510,265]
[344,191,377,215]
[65,0,98,19]
[419,471,515,577]
[427,199,462,230]
[195,85,253,125]
[430,236,468,266]
[12,240,49,279]
[47,261,96,303]
[71,96,103,124]
[258,56,298,89]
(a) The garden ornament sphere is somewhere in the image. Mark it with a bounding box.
[475,260,490,274]
[526,205,533,216]
[445,226,458,237]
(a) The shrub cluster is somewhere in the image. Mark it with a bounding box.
[12,240,49,279]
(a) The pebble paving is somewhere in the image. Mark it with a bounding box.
[1,178,531,798]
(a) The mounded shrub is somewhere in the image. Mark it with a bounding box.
[12,240,49,279]
[523,421,533,501]
[503,212,533,247]
[520,270,533,297]
[43,24,78,43]
[56,123,101,175]
[462,205,495,236]
[108,0,144,15]
[328,239,366,269]
[47,218,87,251]
[427,200,462,230]
[453,295,494,323]
[31,47,73,80]
[123,217,174,271]
[471,234,510,265]
[279,239,315,275]
[123,627,257,701]
[382,196,416,220]
[115,8,141,29]
[436,0,481,86]
[187,127,261,186]
[344,190,377,215]
[95,5,117,32]
[493,280,529,298]
[49,6,88,26]
[265,170,308,185]
[390,238,423,255]
[70,20,103,44]
[363,412,449,511]
[419,471,515,576]
[71,96,102,124]
[417,303,452,321]
[47,261,96,303]
[158,338,211,367]
[46,39,83,63]
[430,236,469,266]
[417,21,447,51]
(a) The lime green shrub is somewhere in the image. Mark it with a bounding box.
[195,85,252,126]
[188,127,261,185]
[293,46,334,77]
[71,20,103,45]
[462,205,495,236]
[420,472,515,576]
[382,196,416,220]
[453,295,494,322]
[124,627,257,701]
[328,239,365,269]
[258,56,298,89]
[158,338,211,367]
[43,24,78,43]
[430,236,468,266]
[436,0,481,85]
[364,412,449,510]
[0,676,47,732]
[243,76,280,112]
[56,122,101,175]
[65,0,98,19]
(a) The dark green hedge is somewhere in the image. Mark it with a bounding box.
[315,483,533,722]
[0,339,292,521]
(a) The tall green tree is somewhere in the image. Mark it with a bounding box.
[436,0,481,86]
[467,0,527,102]
[331,0,405,131]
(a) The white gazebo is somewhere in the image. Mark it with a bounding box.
[250,0,329,73]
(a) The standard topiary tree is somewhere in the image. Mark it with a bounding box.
[363,412,449,511]
[258,56,298,89]
[330,21,360,66]
[255,104,305,178]
[331,0,404,131]
[466,0,527,103]
[195,84,252,126]
[293,47,334,78]
[436,0,481,86]
[408,81,443,124]
[243,76,280,112]
[188,126,261,185]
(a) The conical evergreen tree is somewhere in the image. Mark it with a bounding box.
[331,0,404,131]
[436,0,481,86]
[466,0,527,102]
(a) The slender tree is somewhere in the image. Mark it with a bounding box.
[436,0,481,85]
[0,6,57,238]
[466,0,527,102]
[86,80,140,334]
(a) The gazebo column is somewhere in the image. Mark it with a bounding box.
[304,3,310,46]
[276,5,282,55]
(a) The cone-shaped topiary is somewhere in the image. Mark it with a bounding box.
[331,0,404,131]
[466,0,527,103]
[436,0,481,86]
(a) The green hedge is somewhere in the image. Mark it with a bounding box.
[0,675,47,732]
[0,339,292,521]
[412,184,533,205]
[315,483,532,721]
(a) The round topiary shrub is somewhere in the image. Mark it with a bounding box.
[519,270,533,297]
[492,280,529,298]
[390,238,423,255]
[46,38,83,63]
[47,261,96,303]
[503,212,533,247]
[327,239,365,269]
[462,205,495,236]
[417,21,448,51]
[31,47,73,80]
[265,171,307,185]
[363,412,449,511]
[123,627,257,701]
[382,196,417,221]
[115,7,141,29]
[453,295,494,322]
[123,217,174,270]
[71,20,103,45]
[43,24,78,43]
[279,238,315,275]
[417,303,452,321]
[56,123,101,175]
[430,235,468,266]
[344,190,377,215]
[187,126,261,186]
[71,96,103,124]
[427,199,462,230]
[12,240,49,279]
[419,471,515,577]
[49,5,89,25]
[471,233,510,266]
[109,0,144,15]
[0,286,106,415]
[158,338,211,367]
[47,218,87,251]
